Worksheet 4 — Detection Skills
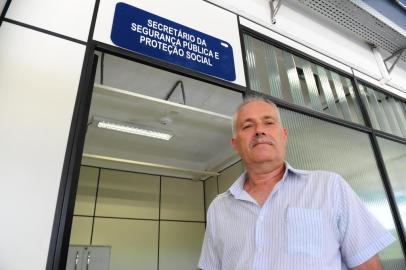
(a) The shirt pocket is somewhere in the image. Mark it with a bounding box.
[286,207,324,257]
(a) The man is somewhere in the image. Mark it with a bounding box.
[199,96,395,270]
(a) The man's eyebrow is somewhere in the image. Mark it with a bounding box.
[263,115,277,121]
[241,117,256,123]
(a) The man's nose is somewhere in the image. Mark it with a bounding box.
[255,130,266,137]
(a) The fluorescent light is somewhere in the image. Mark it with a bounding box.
[95,117,173,140]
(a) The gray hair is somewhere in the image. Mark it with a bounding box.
[231,96,282,137]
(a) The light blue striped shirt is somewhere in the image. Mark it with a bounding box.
[199,163,395,270]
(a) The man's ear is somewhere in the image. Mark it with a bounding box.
[231,137,239,155]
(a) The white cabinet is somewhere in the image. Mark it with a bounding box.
[66,246,110,270]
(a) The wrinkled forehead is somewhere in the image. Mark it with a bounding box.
[237,101,279,122]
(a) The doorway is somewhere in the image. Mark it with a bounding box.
[65,51,243,270]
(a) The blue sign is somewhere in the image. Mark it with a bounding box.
[111,2,236,81]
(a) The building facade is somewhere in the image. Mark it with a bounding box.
[1,0,406,269]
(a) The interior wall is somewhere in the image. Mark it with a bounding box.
[204,161,244,210]
[70,166,205,270]
[0,22,86,270]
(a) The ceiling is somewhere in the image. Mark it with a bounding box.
[82,53,243,180]
[298,0,406,61]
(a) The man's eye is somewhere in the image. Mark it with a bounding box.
[242,125,252,129]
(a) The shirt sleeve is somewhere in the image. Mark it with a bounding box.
[335,175,396,268]
[198,203,221,270]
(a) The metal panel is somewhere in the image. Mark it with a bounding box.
[92,218,158,270]
[96,169,160,219]
[218,161,244,193]
[297,0,406,62]
[74,166,99,216]
[160,177,205,221]
[204,176,218,211]
[159,221,205,270]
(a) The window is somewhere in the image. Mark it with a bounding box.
[358,83,406,138]
[244,35,364,124]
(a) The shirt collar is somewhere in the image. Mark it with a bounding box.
[228,161,303,200]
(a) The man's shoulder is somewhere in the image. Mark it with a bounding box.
[212,190,233,204]
[206,190,233,213]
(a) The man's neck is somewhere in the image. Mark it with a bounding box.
[244,162,286,207]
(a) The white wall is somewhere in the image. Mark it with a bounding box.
[0,0,7,14]
[0,1,95,269]
[0,21,85,270]
[379,48,406,97]
[5,0,95,42]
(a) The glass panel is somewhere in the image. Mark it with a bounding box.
[358,83,406,139]
[281,108,405,269]
[283,51,306,105]
[264,43,283,98]
[160,177,205,221]
[315,65,340,116]
[389,98,406,137]
[342,77,364,123]
[243,35,262,93]
[330,71,352,121]
[378,137,406,230]
[296,57,323,111]
[159,221,205,270]
[244,34,364,125]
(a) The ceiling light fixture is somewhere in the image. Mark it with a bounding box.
[94,117,173,141]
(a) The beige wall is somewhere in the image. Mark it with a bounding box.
[69,166,205,270]
[204,161,244,211]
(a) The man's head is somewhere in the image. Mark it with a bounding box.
[231,96,288,171]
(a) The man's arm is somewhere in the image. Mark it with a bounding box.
[350,255,383,270]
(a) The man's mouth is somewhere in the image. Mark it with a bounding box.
[251,139,275,148]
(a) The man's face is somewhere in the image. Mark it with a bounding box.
[231,101,288,167]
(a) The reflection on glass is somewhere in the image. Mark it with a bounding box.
[378,137,406,230]
[358,84,406,139]
[281,108,405,269]
[244,35,365,125]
